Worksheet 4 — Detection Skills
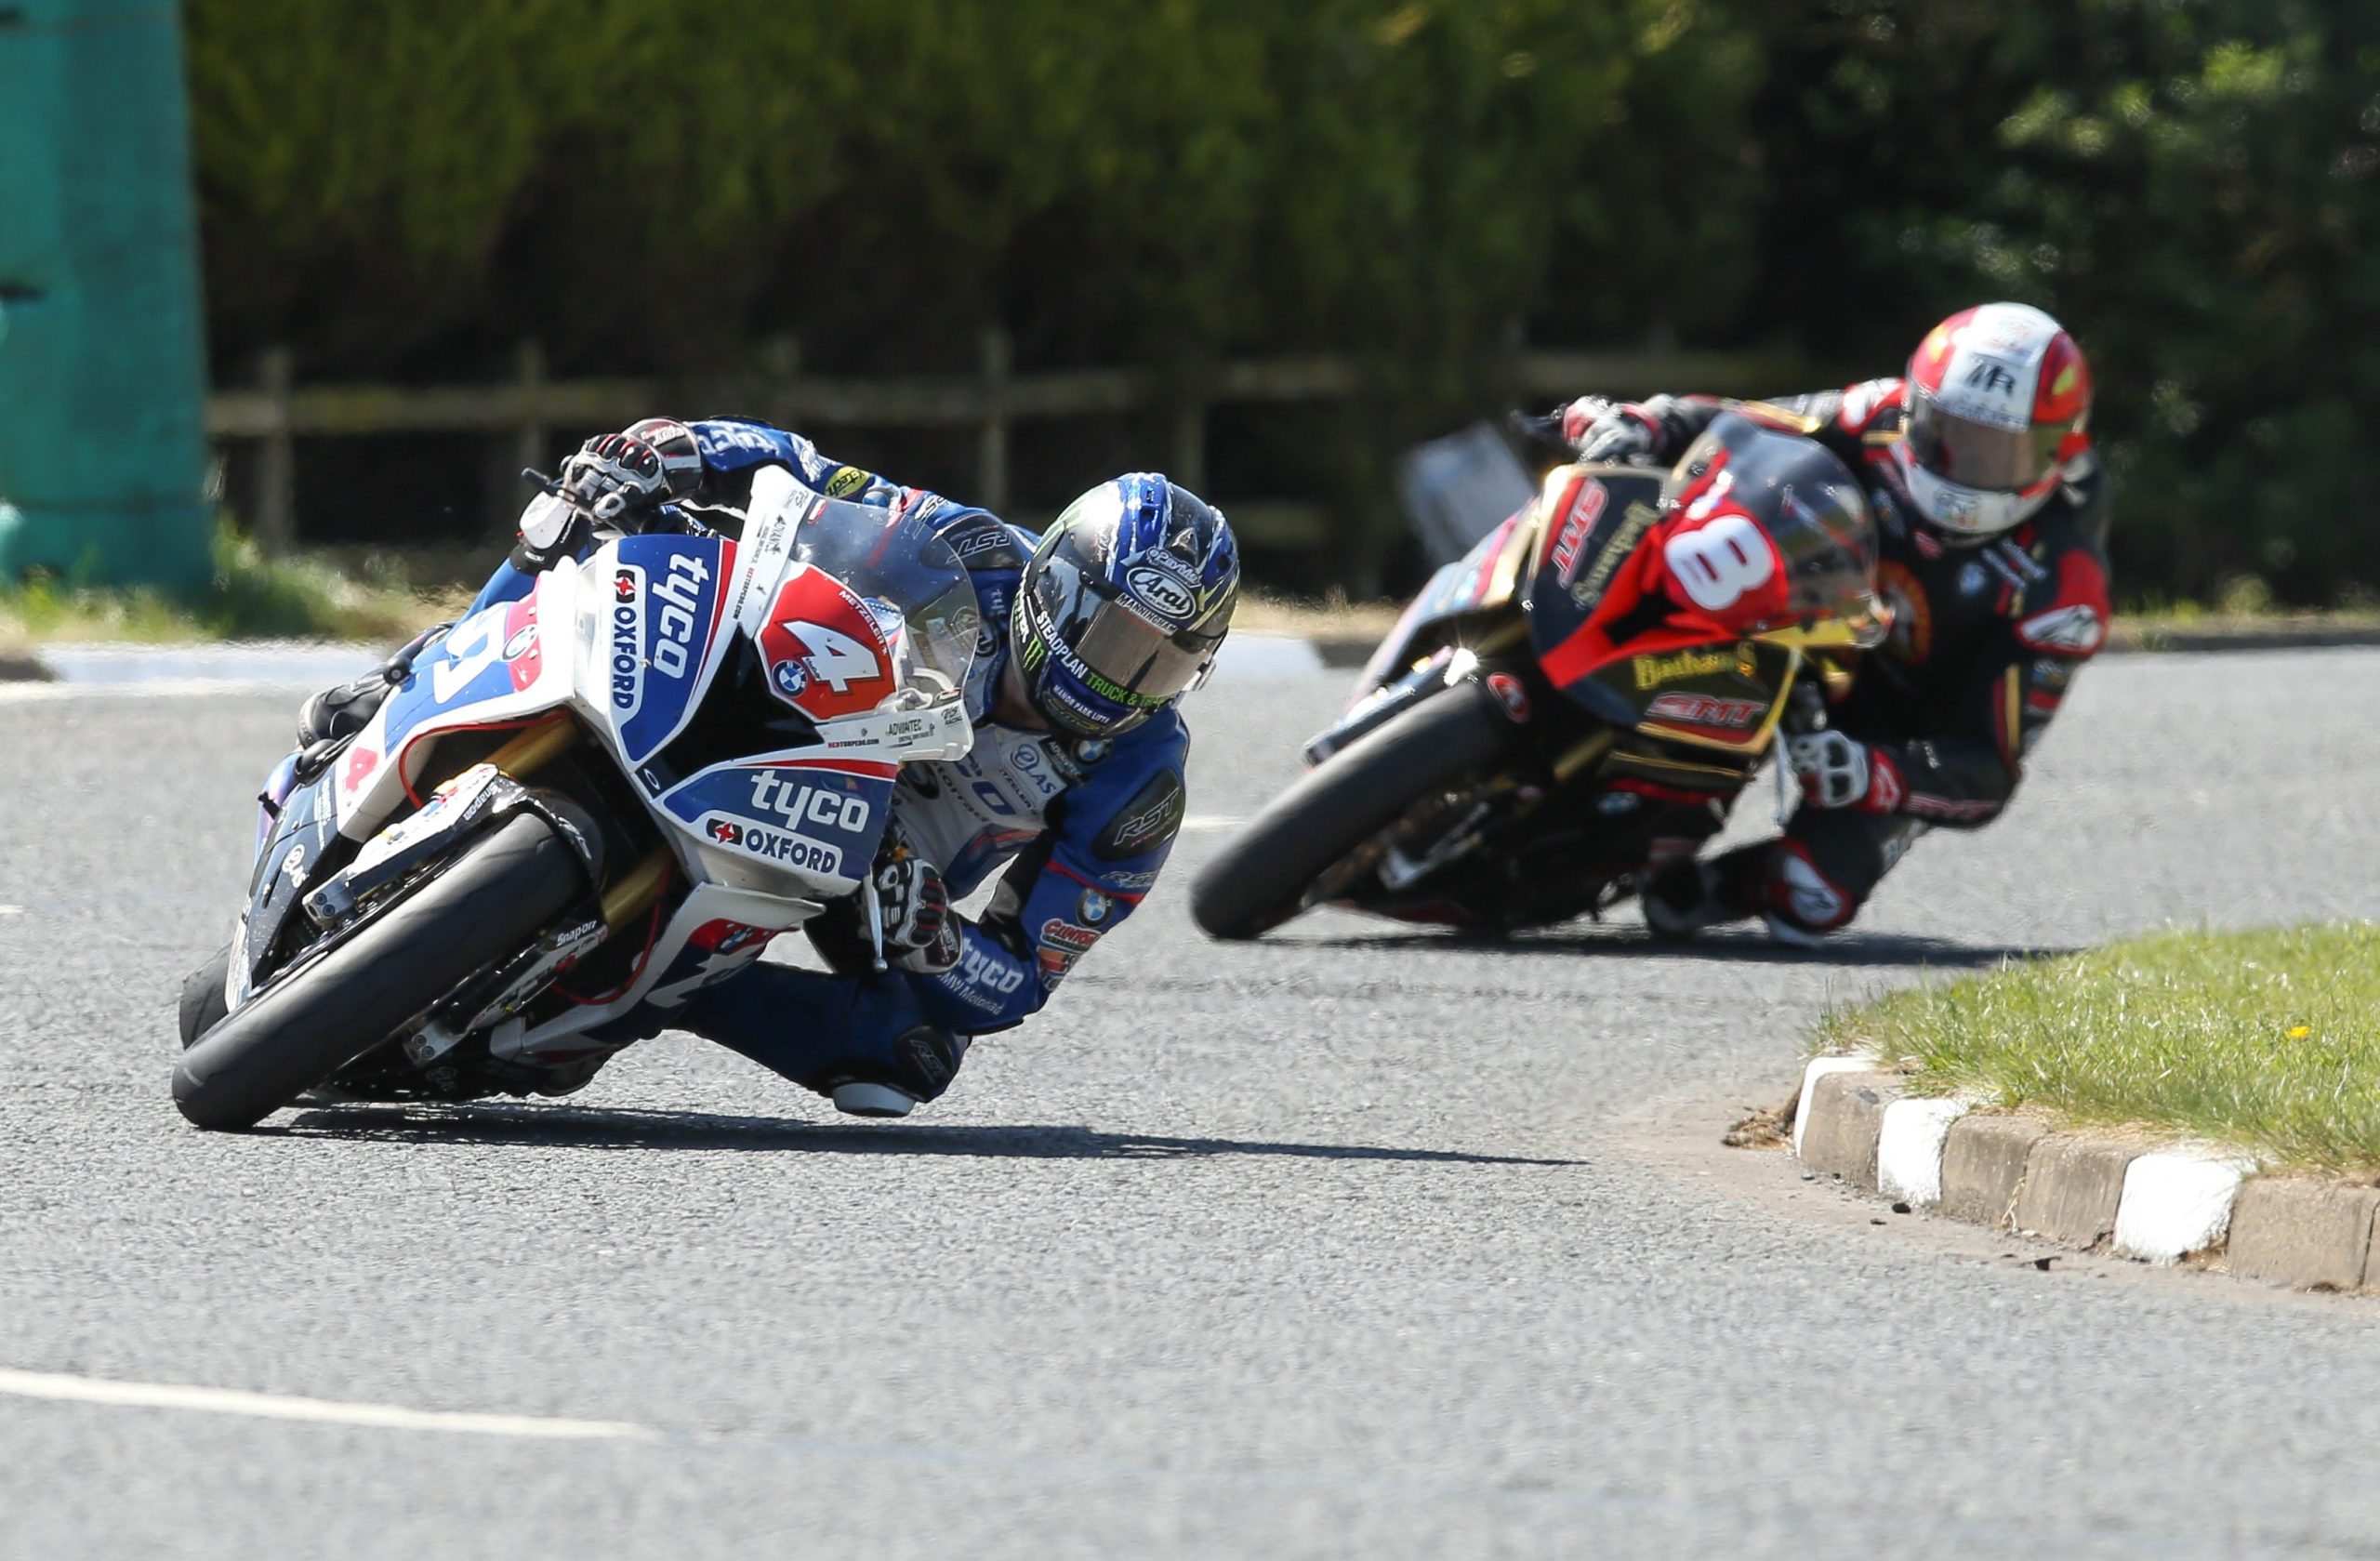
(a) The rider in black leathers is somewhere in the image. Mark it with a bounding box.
[1554,302,2111,944]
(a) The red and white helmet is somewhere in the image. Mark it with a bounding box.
[1892,302,2092,542]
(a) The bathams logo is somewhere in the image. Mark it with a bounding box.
[608,553,712,717]
[1630,646,1732,691]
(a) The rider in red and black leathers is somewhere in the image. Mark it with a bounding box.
[1559,302,2111,944]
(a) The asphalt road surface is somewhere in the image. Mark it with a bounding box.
[5,649,2380,1559]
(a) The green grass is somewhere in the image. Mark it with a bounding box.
[1817,922,2380,1171]
[0,524,468,651]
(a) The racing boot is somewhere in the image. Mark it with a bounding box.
[828,1024,969,1118]
[1641,850,1763,939]
[295,622,450,749]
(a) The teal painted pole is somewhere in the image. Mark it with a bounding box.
[0,0,213,590]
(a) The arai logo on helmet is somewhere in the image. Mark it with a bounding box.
[1124,562,1199,623]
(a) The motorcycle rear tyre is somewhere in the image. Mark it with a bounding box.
[173,814,583,1131]
[1190,679,1519,940]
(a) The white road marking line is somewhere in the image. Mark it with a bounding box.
[1180,815,1242,831]
[0,1369,659,1441]
[0,906,21,916]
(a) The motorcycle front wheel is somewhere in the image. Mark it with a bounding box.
[1189,678,1521,940]
[172,814,585,1131]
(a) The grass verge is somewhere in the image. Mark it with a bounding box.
[0,526,469,652]
[1817,922,2380,1171]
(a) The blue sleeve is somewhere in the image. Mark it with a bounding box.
[908,718,1189,1035]
[469,559,538,615]
[689,417,875,498]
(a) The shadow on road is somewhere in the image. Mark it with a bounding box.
[1282,926,2071,969]
[274,1106,1584,1166]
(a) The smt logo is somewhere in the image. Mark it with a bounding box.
[1549,477,1608,586]
[1645,692,1765,729]
[609,566,647,715]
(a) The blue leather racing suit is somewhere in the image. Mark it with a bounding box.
[471,418,1192,1103]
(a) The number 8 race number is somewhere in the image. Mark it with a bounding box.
[1663,514,1775,612]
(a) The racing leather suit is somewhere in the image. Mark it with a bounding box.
[1613,380,2112,935]
[472,418,1191,1101]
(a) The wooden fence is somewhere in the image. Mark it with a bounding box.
[205,331,1802,568]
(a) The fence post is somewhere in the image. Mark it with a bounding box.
[255,346,296,555]
[512,340,548,477]
[1170,400,1209,496]
[977,327,1011,512]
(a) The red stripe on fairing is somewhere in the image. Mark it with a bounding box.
[762,756,898,781]
[701,537,738,659]
[1049,859,1146,902]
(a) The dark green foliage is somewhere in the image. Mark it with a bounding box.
[1726,0,2380,605]
[185,0,2380,601]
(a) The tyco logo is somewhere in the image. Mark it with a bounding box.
[746,771,871,835]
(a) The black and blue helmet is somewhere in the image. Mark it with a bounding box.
[1013,474,1240,738]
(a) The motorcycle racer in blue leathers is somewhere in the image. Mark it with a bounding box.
[293,417,1241,1118]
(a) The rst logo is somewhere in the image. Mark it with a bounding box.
[746,771,871,834]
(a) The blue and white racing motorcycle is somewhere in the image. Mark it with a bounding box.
[174,469,978,1130]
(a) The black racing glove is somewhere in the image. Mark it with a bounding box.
[877,854,960,974]
[558,418,703,528]
[1564,398,1663,465]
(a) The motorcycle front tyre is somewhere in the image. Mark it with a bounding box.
[173,813,585,1131]
[1189,678,1520,941]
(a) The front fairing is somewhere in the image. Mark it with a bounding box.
[1519,464,1803,755]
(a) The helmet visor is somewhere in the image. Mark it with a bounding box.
[1027,548,1221,710]
[1906,386,2073,492]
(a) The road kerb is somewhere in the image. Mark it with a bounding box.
[1938,1114,2048,1230]
[1784,1055,2376,1293]
[1798,1070,1901,1189]
[2227,1178,2380,1290]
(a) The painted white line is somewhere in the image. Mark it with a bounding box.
[2112,1150,2256,1264]
[1875,1096,1973,1206]
[0,1368,658,1441]
[0,679,321,704]
[1792,1053,1877,1158]
[1180,815,1243,832]
[0,906,21,916]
